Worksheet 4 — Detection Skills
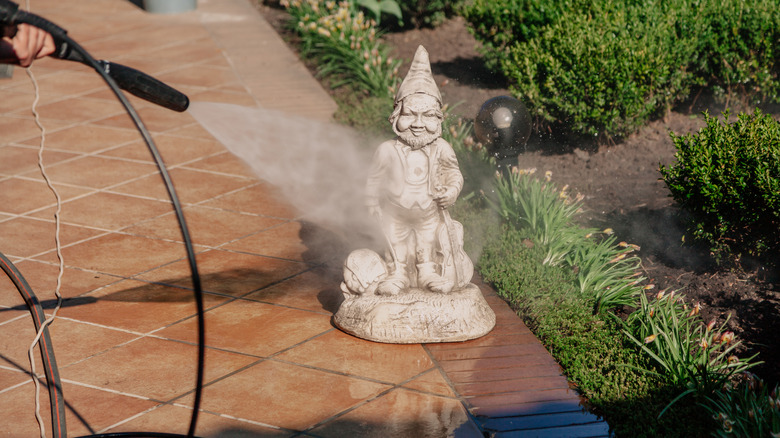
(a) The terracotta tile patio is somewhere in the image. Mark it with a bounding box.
[0,0,608,436]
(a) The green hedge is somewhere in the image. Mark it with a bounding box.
[460,0,780,139]
[459,0,598,72]
[688,0,780,103]
[502,1,696,138]
[660,109,780,261]
[396,0,464,28]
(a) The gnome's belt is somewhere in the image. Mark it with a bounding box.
[382,201,439,223]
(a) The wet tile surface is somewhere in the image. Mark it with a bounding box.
[0,0,606,436]
[276,329,436,384]
[309,388,481,438]
[196,359,392,431]
[155,298,334,357]
[106,404,294,437]
[401,368,457,398]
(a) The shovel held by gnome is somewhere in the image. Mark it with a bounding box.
[435,186,473,290]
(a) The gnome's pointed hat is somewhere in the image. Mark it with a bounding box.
[395,45,441,105]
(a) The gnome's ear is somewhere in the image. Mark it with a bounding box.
[394,45,441,105]
[389,101,403,126]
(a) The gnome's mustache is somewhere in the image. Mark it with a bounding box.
[395,124,442,148]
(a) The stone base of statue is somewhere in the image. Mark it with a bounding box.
[333,283,495,344]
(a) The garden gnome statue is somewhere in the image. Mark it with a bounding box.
[334,46,496,343]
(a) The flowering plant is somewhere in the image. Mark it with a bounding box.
[487,168,645,313]
[624,290,759,416]
[704,372,780,438]
[281,0,401,98]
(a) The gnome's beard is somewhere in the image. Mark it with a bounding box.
[395,124,442,149]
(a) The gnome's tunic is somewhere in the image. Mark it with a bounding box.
[364,44,467,293]
[366,136,463,281]
[366,137,462,210]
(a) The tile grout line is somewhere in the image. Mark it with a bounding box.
[96,405,167,435]
[0,377,35,396]
[60,377,159,402]
[421,342,483,420]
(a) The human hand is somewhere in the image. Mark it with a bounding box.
[1,24,55,67]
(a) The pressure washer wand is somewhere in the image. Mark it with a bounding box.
[1,0,189,112]
[55,40,190,112]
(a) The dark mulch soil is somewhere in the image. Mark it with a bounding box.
[256,4,780,386]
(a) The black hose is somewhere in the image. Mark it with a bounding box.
[2,3,206,437]
[0,251,67,438]
[53,32,207,438]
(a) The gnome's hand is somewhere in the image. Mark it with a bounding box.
[434,187,458,209]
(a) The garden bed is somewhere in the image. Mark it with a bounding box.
[256,2,780,388]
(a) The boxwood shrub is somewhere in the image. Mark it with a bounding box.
[460,0,780,139]
[659,109,780,262]
[687,0,780,104]
[396,0,464,28]
[499,1,696,138]
[458,0,594,72]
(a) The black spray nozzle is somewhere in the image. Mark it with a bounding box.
[53,39,188,112]
[98,61,190,112]
[3,0,189,112]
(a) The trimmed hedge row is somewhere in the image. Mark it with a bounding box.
[460,0,780,139]
[395,0,464,28]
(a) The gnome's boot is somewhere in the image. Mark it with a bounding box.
[376,263,408,296]
[417,262,453,294]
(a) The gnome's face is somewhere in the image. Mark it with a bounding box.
[389,46,443,148]
[394,93,442,148]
